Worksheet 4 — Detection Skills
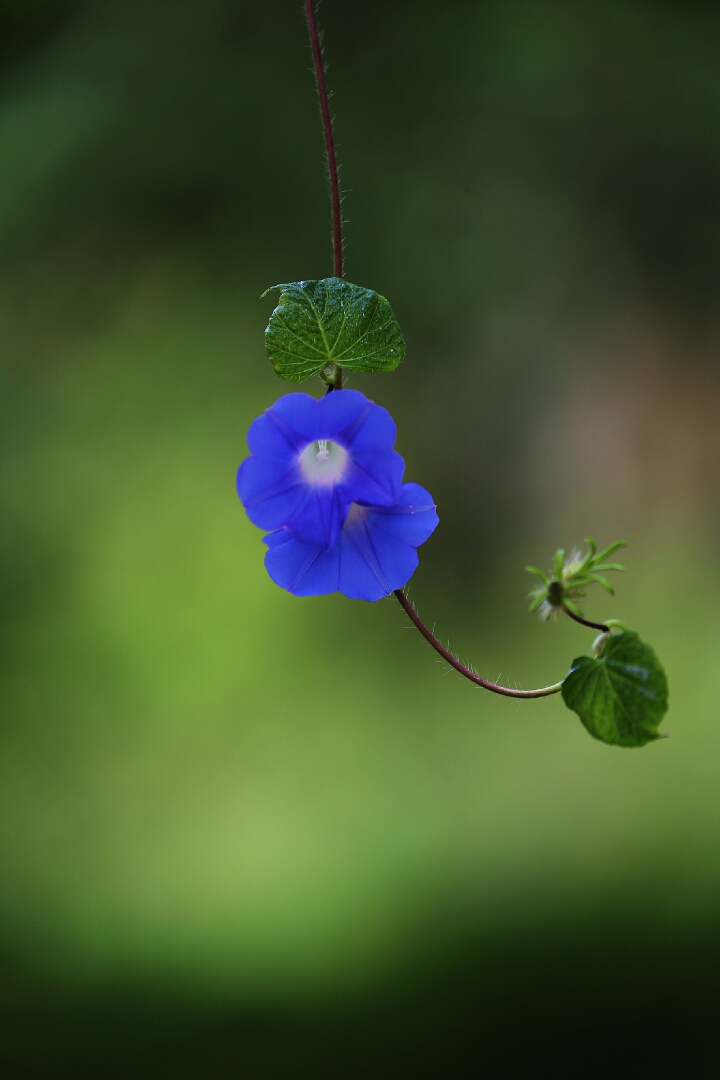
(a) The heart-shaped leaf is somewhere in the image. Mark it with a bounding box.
[265,277,405,383]
[562,630,668,748]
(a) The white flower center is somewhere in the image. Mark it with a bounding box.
[298,439,349,485]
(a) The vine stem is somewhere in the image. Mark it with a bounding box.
[306,3,559,696]
[305,0,344,281]
[561,606,609,633]
[394,590,563,699]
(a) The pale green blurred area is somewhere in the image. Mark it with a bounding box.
[2,0,720,1019]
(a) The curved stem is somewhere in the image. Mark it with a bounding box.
[561,606,609,633]
[305,0,344,279]
[394,590,563,699]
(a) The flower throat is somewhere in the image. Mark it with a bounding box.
[299,439,348,484]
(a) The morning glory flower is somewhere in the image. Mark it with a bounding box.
[261,483,439,601]
[237,390,404,550]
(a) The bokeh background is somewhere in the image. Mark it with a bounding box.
[2,0,720,1075]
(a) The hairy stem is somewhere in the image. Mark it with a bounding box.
[305,4,559,691]
[394,590,564,699]
[562,606,609,633]
[305,0,344,279]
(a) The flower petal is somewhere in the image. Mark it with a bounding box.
[237,457,307,532]
[340,448,405,507]
[338,519,393,600]
[266,393,322,447]
[337,504,418,600]
[264,534,340,596]
[283,484,344,550]
[263,528,294,549]
[241,484,307,533]
[263,482,437,601]
[237,456,299,505]
[340,401,396,452]
[365,483,439,546]
[239,434,348,549]
[318,389,372,438]
[246,413,297,462]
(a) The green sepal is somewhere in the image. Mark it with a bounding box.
[586,573,615,594]
[264,277,405,383]
[525,565,549,585]
[561,630,669,748]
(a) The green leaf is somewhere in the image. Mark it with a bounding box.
[264,277,405,383]
[561,630,669,748]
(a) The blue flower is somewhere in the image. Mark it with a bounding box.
[237,390,405,549]
[261,483,439,601]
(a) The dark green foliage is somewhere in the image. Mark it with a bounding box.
[264,278,405,383]
[562,631,669,748]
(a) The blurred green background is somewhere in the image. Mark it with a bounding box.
[2,0,720,1075]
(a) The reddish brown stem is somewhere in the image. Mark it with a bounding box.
[305,0,344,279]
[562,606,609,633]
[394,590,563,699]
